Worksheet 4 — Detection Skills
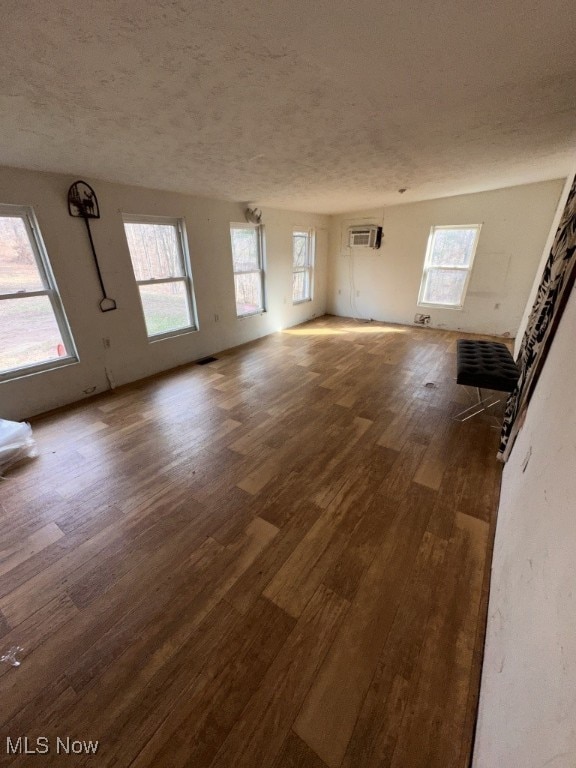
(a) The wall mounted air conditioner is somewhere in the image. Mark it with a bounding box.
[349,225,382,249]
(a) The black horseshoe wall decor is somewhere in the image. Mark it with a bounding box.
[68,180,117,312]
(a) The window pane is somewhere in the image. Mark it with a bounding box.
[124,222,184,281]
[231,228,260,271]
[422,268,468,306]
[0,216,45,294]
[293,271,308,302]
[234,272,262,316]
[138,282,191,336]
[429,228,477,267]
[0,296,68,373]
[293,234,308,267]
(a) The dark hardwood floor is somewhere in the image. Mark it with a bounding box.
[0,315,504,767]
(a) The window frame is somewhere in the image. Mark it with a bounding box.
[292,228,315,304]
[122,214,198,341]
[417,224,481,310]
[0,204,78,382]
[229,223,266,318]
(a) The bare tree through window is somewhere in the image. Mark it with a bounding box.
[230,225,265,316]
[0,208,76,377]
[123,218,197,338]
[418,225,481,308]
[292,229,314,303]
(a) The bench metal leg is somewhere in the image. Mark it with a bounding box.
[453,387,501,422]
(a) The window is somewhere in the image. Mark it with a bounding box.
[292,229,314,303]
[123,216,197,339]
[0,205,77,380]
[230,224,265,316]
[418,225,481,309]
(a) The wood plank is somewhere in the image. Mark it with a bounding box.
[0,609,10,638]
[341,531,448,768]
[293,484,434,768]
[263,464,390,617]
[0,522,64,578]
[272,731,330,768]
[389,512,489,768]
[209,585,349,768]
[129,597,295,768]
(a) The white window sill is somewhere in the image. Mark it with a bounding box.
[417,302,463,311]
[148,326,199,343]
[0,355,79,384]
[237,310,266,319]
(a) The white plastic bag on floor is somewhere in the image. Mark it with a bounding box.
[0,419,38,475]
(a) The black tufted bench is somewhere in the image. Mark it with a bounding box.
[457,340,520,391]
[455,339,520,421]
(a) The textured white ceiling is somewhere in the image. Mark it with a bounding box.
[1,0,575,213]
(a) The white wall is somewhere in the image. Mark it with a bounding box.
[328,180,564,337]
[514,172,575,356]
[473,283,576,768]
[0,166,329,420]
